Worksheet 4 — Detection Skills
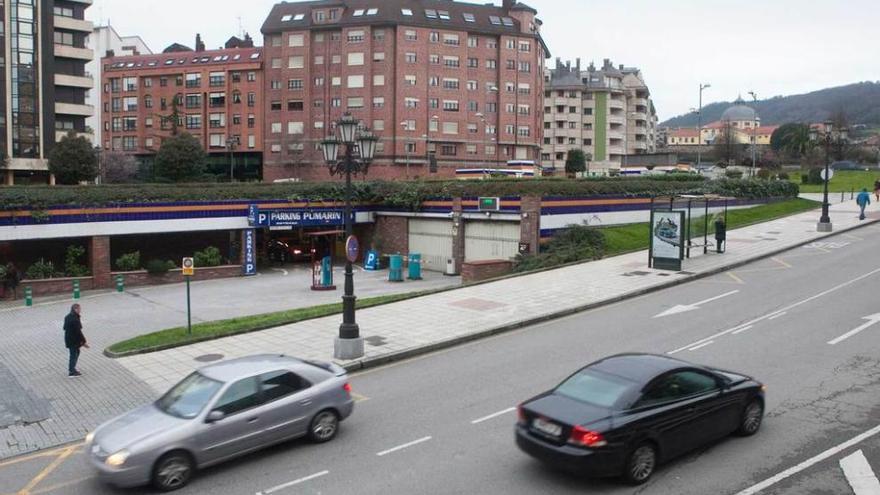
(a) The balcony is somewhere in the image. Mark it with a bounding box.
[629,111,647,121]
[54,15,93,33]
[54,73,93,89]
[55,102,94,116]
[54,44,93,61]
[632,97,649,108]
[55,129,94,142]
[608,115,625,125]
[608,98,625,109]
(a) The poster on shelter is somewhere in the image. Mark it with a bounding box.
[652,211,684,260]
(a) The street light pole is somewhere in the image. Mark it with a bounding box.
[810,120,848,233]
[321,114,378,360]
[226,135,240,181]
[697,83,711,168]
[748,91,758,178]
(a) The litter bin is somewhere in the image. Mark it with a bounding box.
[714,219,726,253]
[408,253,422,280]
[321,256,333,286]
[388,254,404,282]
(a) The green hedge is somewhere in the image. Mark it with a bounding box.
[0,177,798,211]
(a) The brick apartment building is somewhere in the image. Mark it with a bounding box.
[100,35,266,180]
[260,0,550,181]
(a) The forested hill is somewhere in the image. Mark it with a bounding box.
[661,81,880,127]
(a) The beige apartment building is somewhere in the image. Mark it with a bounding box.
[542,59,658,174]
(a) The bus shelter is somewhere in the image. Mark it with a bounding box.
[648,194,732,270]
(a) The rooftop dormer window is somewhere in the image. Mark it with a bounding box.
[489,15,502,25]
[501,17,514,26]
[294,13,304,20]
[425,9,437,19]
[353,9,365,16]
[401,8,412,16]
[366,8,378,15]
[438,10,450,20]
[463,13,476,22]
[281,14,292,21]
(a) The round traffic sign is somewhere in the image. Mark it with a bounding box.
[820,168,834,181]
[345,236,360,263]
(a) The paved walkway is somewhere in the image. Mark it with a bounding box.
[0,267,459,458]
[119,197,879,392]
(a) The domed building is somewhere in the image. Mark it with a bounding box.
[700,96,777,146]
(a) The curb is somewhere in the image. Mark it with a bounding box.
[339,215,880,373]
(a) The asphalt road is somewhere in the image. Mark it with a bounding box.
[3,224,880,495]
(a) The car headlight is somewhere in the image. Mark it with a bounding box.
[85,431,95,444]
[105,450,130,467]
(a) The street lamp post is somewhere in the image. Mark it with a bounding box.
[697,83,711,168]
[748,91,759,178]
[321,113,378,360]
[809,120,848,233]
[226,135,240,181]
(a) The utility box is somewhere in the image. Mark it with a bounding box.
[389,254,404,282]
[445,257,459,276]
[408,253,422,280]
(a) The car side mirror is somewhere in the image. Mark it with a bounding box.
[206,410,225,423]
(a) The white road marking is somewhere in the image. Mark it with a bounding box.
[687,341,714,351]
[376,436,432,457]
[732,325,755,335]
[270,268,289,276]
[840,450,880,495]
[255,470,329,495]
[653,290,740,318]
[471,407,517,424]
[668,267,880,354]
[733,423,880,495]
[768,312,787,320]
[828,313,880,345]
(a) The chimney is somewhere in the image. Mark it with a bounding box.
[565,60,570,70]
[195,33,205,52]
[619,64,624,70]
[105,49,115,58]
[576,58,581,71]
[503,0,515,10]
[603,58,610,69]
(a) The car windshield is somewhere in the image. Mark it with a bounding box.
[156,372,224,419]
[555,369,636,408]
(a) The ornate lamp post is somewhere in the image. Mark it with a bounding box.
[809,120,848,232]
[321,113,378,360]
[696,83,711,168]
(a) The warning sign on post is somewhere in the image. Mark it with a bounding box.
[182,257,194,276]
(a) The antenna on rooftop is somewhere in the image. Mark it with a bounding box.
[237,16,244,38]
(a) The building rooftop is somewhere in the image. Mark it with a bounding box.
[104,47,263,72]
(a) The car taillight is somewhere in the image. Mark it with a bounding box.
[343,383,352,394]
[293,249,302,255]
[569,426,607,447]
[517,404,526,424]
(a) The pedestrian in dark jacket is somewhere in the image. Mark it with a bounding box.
[63,304,88,377]
[857,188,871,221]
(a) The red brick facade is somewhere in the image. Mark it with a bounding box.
[90,236,112,288]
[373,216,409,254]
[461,259,513,283]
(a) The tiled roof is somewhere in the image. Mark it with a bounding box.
[669,128,700,138]
[104,47,263,72]
[262,0,549,56]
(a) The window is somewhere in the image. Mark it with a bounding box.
[213,377,262,416]
[518,83,531,95]
[209,134,225,148]
[247,72,256,82]
[468,101,478,111]
[347,97,364,108]
[486,102,497,113]
[271,122,282,134]
[288,100,304,111]
[233,114,241,125]
[54,31,74,46]
[486,59,497,69]
[288,56,304,69]
[122,136,137,151]
[289,34,304,47]
[373,75,385,86]
[467,80,478,91]
[464,14,476,23]
[373,97,385,108]
[405,97,419,109]
[330,32,341,41]
[247,92,256,107]
[555,369,635,408]
[405,52,417,63]
[185,114,202,129]
[637,371,719,407]
[373,52,385,62]
[444,56,460,68]
[330,97,341,107]
[145,117,153,128]
[425,9,438,19]
[401,8,413,16]
[429,76,439,87]
[430,54,440,65]
[519,61,531,73]
[232,91,242,104]
[443,34,460,46]
[347,30,365,43]
[519,41,531,52]
[487,39,498,49]
[209,72,225,86]
[352,9,365,16]
[247,114,255,128]
[402,120,416,131]
[261,371,310,402]
[443,100,459,112]
[438,10,450,20]
[144,96,153,109]
[332,77,341,86]
[442,122,458,134]
[372,119,385,131]
[429,31,440,43]
[405,142,417,153]
[347,75,364,88]
[270,35,282,47]
[429,98,439,109]
[372,29,384,40]
[271,80,282,90]
[506,39,516,49]
[209,92,226,107]
[347,52,364,66]
[288,121,304,134]
[506,59,516,70]
[145,137,154,148]
[441,144,457,155]
[468,57,479,68]
[486,144,496,155]
[271,58,282,69]
[502,17,514,27]
[248,135,256,148]
[468,123,478,133]
[271,101,282,111]
[404,75,416,86]
[123,97,137,111]
[122,117,137,131]
[121,77,137,91]
[466,144,477,155]
[489,15,502,25]
[185,73,201,88]
[160,77,168,87]
[231,72,241,83]
[442,78,459,90]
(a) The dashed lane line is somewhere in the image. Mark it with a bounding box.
[840,450,880,495]
[255,470,329,495]
[471,407,517,425]
[376,436,432,457]
[687,341,714,351]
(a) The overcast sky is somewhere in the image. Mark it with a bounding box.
[89,0,880,121]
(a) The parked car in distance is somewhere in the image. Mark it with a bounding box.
[86,354,354,491]
[515,353,764,485]
[830,160,862,171]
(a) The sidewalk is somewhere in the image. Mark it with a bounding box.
[118,198,880,396]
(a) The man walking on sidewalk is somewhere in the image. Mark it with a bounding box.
[63,304,89,377]
[856,188,871,221]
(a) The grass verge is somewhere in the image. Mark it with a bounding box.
[601,198,820,257]
[789,170,879,193]
[106,290,434,357]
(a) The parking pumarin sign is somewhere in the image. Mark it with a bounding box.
[254,209,347,227]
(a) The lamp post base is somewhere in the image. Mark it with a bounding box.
[817,221,833,232]
[334,337,364,360]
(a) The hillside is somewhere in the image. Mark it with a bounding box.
[661,81,880,128]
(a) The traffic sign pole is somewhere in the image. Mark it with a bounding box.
[182,257,194,336]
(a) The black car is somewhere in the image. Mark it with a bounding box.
[515,353,764,485]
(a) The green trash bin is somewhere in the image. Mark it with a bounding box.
[388,254,404,282]
[408,253,422,280]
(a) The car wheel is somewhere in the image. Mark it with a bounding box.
[623,443,657,485]
[308,409,339,443]
[152,451,194,492]
[736,399,764,436]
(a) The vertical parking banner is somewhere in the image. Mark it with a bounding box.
[243,229,257,276]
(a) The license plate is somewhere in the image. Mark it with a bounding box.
[532,417,562,437]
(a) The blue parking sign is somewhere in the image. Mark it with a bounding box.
[243,229,257,276]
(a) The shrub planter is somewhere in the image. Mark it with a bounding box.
[113,265,242,289]
[18,276,95,299]
[461,260,513,283]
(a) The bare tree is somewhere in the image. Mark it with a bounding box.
[100,150,139,183]
[712,121,744,167]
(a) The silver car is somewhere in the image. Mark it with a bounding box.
[86,354,354,491]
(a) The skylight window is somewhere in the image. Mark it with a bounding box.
[192,58,199,63]
[353,9,365,16]
[200,57,210,62]
[401,8,412,16]
[366,8,378,15]
[489,15,502,25]
[126,62,135,67]
[165,59,174,65]
[281,14,292,21]
[178,59,185,64]
[148,61,157,66]
[213,55,223,61]
[294,13,305,20]
[425,9,437,19]
[250,52,260,59]
[501,17,514,26]
[233,54,241,60]
[438,10,450,20]
[221,55,229,61]
[463,13,475,22]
